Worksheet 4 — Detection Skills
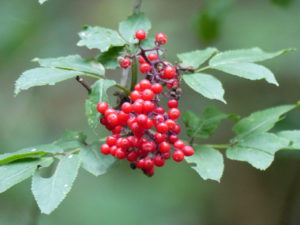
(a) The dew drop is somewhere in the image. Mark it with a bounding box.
[68,155,73,159]
[31,148,37,152]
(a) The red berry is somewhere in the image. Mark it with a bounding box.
[120,58,131,68]
[162,152,171,159]
[127,151,138,162]
[142,142,156,152]
[112,126,122,134]
[165,119,176,128]
[142,89,154,101]
[163,65,176,79]
[100,144,110,155]
[174,140,185,149]
[144,167,155,177]
[106,136,117,146]
[110,145,117,156]
[144,157,154,170]
[137,114,148,126]
[153,115,165,125]
[154,107,165,114]
[143,101,155,113]
[135,30,146,40]
[171,124,181,134]
[121,102,132,114]
[159,141,171,153]
[139,79,151,90]
[168,108,180,120]
[132,101,144,114]
[168,134,178,143]
[182,145,195,156]
[154,133,167,143]
[118,111,129,125]
[156,33,168,45]
[138,56,146,64]
[145,118,153,129]
[140,63,151,73]
[115,148,126,159]
[130,90,142,101]
[156,122,169,133]
[107,113,119,126]
[148,53,158,61]
[172,150,184,162]
[97,102,108,114]
[104,108,115,117]
[154,155,165,167]
[168,99,178,108]
[151,83,163,94]
[136,159,145,168]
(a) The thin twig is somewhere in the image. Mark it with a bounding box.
[133,0,142,14]
[76,76,92,94]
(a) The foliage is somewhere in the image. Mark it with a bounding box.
[1,9,299,215]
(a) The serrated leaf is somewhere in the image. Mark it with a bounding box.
[209,48,294,66]
[227,133,289,170]
[119,13,151,43]
[32,154,81,214]
[0,144,63,165]
[97,46,124,69]
[277,130,300,149]
[77,26,126,52]
[54,130,87,150]
[212,63,278,85]
[232,104,295,142]
[177,48,218,68]
[79,142,117,176]
[183,73,226,103]
[183,107,233,139]
[0,158,53,193]
[15,68,84,95]
[186,145,224,182]
[33,55,105,75]
[85,79,116,128]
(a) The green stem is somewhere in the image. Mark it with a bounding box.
[82,73,105,80]
[202,144,230,149]
[115,83,131,95]
[196,66,212,73]
[130,57,138,91]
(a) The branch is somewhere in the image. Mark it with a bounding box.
[76,76,91,94]
[133,0,142,14]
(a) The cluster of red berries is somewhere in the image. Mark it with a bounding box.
[98,30,194,176]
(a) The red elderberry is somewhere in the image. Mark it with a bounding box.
[120,58,131,68]
[135,30,146,40]
[156,33,168,45]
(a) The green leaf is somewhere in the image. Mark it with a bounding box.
[85,79,116,128]
[211,63,278,85]
[0,158,53,193]
[183,73,226,103]
[185,145,224,182]
[0,144,63,165]
[183,107,234,139]
[54,130,87,150]
[277,130,300,149]
[15,68,84,95]
[33,55,105,75]
[227,133,289,170]
[38,0,48,4]
[271,0,294,7]
[31,154,81,214]
[119,13,151,43]
[177,48,218,68]
[97,46,125,69]
[209,48,294,66]
[77,26,126,52]
[232,104,295,142]
[79,142,117,176]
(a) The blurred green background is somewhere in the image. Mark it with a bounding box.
[1,0,300,225]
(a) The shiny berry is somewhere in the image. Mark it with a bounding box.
[97,102,108,114]
[159,141,171,153]
[151,83,163,94]
[172,150,184,162]
[121,102,132,114]
[174,140,185,149]
[156,33,168,45]
[107,113,119,126]
[106,136,117,146]
[115,148,126,159]
[163,65,176,79]
[154,155,165,167]
[140,63,151,73]
[168,108,180,120]
[138,56,146,64]
[142,89,154,101]
[168,99,178,108]
[139,79,151,90]
[144,158,154,170]
[100,144,110,155]
[182,145,195,156]
[156,122,169,133]
[135,30,146,40]
[130,90,142,101]
[127,151,138,162]
[148,53,158,61]
[120,58,131,68]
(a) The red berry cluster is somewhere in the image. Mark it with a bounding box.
[97,30,194,176]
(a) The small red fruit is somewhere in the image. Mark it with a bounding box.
[182,145,195,156]
[135,30,146,40]
[155,33,168,45]
[120,58,131,68]
[168,108,180,120]
[151,83,163,94]
[168,99,178,108]
[140,63,151,73]
[172,150,184,162]
[97,102,108,114]
[147,53,158,61]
